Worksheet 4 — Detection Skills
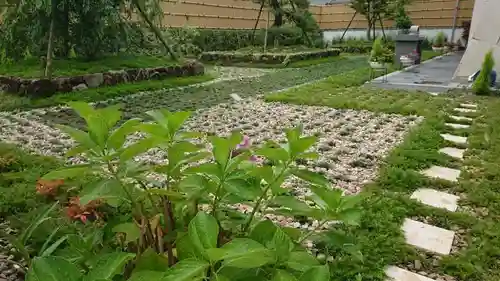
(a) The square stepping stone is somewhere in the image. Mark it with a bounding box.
[440,133,467,145]
[386,266,436,281]
[439,147,465,160]
[460,103,477,109]
[449,115,473,122]
[230,93,243,101]
[402,218,455,255]
[410,188,460,211]
[421,165,461,182]
[453,107,476,113]
[445,123,470,129]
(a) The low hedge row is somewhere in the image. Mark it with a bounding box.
[199,49,340,65]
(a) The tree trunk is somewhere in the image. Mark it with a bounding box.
[251,1,265,45]
[44,0,57,79]
[288,0,313,47]
[264,9,270,52]
[133,0,177,60]
[366,16,372,40]
[62,1,70,57]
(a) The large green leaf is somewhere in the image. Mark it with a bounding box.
[166,111,191,137]
[272,270,298,281]
[308,185,343,210]
[176,232,197,260]
[223,179,261,200]
[21,202,59,244]
[256,146,289,163]
[250,220,277,246]
[286,252,319,272]
[128,271,164,281]
[26,256,82,281]
[133,248,169,272]
[269,226,294,263]
[84,252,136,281]
[120,137,160,162]
[271,196,318,217]
[289,136,317,158]
[163,259,209,281]
[107,118,141,150]
[112,223,140,244]
[210,136,232,169]
[43,165,90,180]
[298,265,330,281]
[188,212,219,258]
[207,238,275,268]
[57,125,96,152]
[79,178,128,207]
[291,169,330,187]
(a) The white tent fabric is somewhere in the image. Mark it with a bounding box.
[453,0,500,81]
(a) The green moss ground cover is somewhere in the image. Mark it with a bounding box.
[0,55,181,78]
[266,68,500,280]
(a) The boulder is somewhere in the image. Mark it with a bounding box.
[83,73,104,88]
[0,76,21,93]
[26,79,57,97]
[54,78,72,92]
[73,83,88,91]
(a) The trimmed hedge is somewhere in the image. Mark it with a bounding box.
[199,49,340,65]
[192,27,324,52]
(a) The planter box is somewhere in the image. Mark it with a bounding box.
[199,49,341,65]
[0,60,205,98]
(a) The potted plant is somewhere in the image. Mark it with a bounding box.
[432,32,446,52]
[394,4,412,34]
[370,37,387,69]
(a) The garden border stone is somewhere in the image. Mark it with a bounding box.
[0,60,205,98]
[199,49,341,65]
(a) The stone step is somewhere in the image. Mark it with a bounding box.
[438,147,465,160]
[386,266,436,281]
[421,165,461,182]
[460,103,477,109]
[440,133,467,145]
[410,188,460,212]
[453,107,477,113]
[403,218,455,255]
[445,123,470,129]
[448,115,473,123]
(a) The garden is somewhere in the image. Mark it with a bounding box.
[1,0,500,280]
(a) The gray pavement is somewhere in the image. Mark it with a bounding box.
[366,52,466,94]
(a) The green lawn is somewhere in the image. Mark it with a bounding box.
[0,55,181,78]
[266,67,500,280]
[0,74,214,112]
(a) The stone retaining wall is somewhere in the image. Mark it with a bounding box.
[0,60,205,97]
[199,49,341,65]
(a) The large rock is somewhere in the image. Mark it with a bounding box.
[26,79,57,97]
[83,73,104,88]
[0,76,21,93]
[73,83,88,91]
[54,77,73,92]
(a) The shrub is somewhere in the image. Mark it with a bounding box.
[433,32,446,47]
[472,50,495,95]
[21,102,363,280]
[394,4,412,30]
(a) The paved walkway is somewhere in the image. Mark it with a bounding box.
[367,52,465,94]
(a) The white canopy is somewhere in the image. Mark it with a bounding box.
[453,0,500,81]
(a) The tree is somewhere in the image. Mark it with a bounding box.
[349,0,405,40]
[0,0,178,77]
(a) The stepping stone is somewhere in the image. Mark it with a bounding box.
[449,115,473,122]
[421,165,461,182]
[453,107,476,113]
[460,103,477,109]
[410,188,460,212]
[402,218,455,255]
[230,93,242,101]
[386,266,436,281]
[440,133,467,145]
[445,123,470,129]
[439,147,465,160]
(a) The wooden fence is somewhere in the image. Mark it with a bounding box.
[157,0,474,30]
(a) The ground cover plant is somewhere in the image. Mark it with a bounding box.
[266,67,500,281]
[9,102,366,281]
[0,55,181,79]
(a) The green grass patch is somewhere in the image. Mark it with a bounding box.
[266,66,500,280]
[0,54,180,78]
[421,50,443,61]
[0,74,213,111]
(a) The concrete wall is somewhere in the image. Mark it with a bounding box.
[324,28,464,42]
